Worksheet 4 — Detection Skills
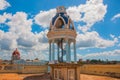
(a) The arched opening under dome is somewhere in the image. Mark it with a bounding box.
[54,18,65,29]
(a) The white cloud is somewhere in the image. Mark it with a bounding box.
[76,0,107,32]
[0,51,12,60]
[0,12,49,61]
[0,12,50,60]
[0,0,10,10]
[34,0,107,32]
[0,13,12,23]
[0,10,116,60]
[77,25,89,33]
[32,30,49,52]
[111,13,120,21]
[77,54,82,60]
[82,49,120,60]
[6,12,49,50]
[0,0,117,61]
[20,50,49,60]
[37,29,48,43]
[6,12,36,48]
[34,9,56,28]
[118,36,120,39]
[76,31,118,49]
[67,6,82,22]
[7,12,33,35]
[17,32,38,47]
[0,31,17,50]
[110,34,115,39]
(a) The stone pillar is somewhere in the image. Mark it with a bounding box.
[57,43,60,62]
[52,40,55,61]
[49,42,51,61]
[66,40,69,62]
[61,39,63,62]
[74,41,77,62]
[68,43,71,62]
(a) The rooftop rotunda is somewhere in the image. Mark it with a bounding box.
[47,6,77,63]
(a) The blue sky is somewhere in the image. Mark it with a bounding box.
[0,0,120,61]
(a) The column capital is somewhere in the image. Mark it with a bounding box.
[73,39,76,43]
[52,39,55,43]
[49,40,52,43]
[65,38,68,42]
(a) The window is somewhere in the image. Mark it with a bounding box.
[68,69,75,80]
[54,69,62,80]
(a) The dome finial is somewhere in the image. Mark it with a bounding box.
[56,6,66,13]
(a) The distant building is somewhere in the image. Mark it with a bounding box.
[13,59,48,65]
[11,48,20,61]
[2,60,11,64]
[11,48,48,65]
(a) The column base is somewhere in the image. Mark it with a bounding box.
[49,60,59,64]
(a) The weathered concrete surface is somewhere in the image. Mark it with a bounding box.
[0,73,119,80]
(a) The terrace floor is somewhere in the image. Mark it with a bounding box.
[0,73,119,80]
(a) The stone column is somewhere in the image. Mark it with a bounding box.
[52,40,55,61]
[68,43,71,62]
[66,40,69,63]
[57,43,60,62]
[74,41,77,62]
[61,39,63,62]
[49,42,51,61]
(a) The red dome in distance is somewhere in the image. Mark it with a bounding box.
[12,48,20,56]
[11,48,20,62]
[11,48,20,60]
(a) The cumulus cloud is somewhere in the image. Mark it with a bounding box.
[6,12,36,48]
[76,31,118,49]
[0,0,10,10]
[111,13,120,21]
[20,50,49,60]
[0,11,50,60]
[37,30,48,43]
[67,6,82,22]
[7,12,49,49]
[82,49,120,60]
[0,13,12,23]
[0,31,17,50]
[34,9,56,28]
[0,51,12,60]
[7,12,33,34]
[34,0,107,32]
[76,0,107,32]
[0,0,117,60]
[17,33,38,47]
[110,34,115,39]
[0,12,36,49]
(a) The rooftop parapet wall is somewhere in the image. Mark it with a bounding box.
[0,64,48,74]
[47,29,77,40]
[81,64,120,78]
